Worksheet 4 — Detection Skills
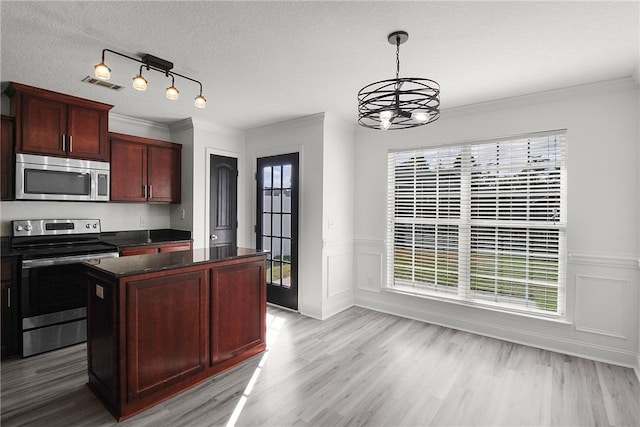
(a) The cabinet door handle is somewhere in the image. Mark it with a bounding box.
[149,185,153,199]
[7,288,10,308]
[68,135,73,152]
[144,185,148,199]
[62,135,66,152]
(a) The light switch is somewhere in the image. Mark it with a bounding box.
[96,285,104,299]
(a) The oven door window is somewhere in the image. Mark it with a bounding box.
[23,263,88,318]
[25,168,91,196]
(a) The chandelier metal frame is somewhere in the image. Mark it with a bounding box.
[358,31,440,130]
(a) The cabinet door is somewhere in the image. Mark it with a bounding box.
[211,259,266,365]
[19,95,66,156]
[126,270,208,402]
[66,105,108,160]
[1,259,18,359]
[111,140,147,202]
[148,145,181,203]
[1,116,14,200]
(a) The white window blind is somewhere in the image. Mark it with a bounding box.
[387,131,566,316]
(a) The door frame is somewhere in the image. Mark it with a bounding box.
[251,145,303,311]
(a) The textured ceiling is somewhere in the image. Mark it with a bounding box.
[1,1,638,130]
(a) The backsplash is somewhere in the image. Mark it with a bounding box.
[0,200,174,236]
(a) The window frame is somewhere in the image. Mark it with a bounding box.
[386,130,567,318]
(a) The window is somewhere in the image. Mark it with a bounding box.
[387,131,566,317]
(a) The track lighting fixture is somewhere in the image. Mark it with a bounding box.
[358,31,440,130]
[94,49,206,108]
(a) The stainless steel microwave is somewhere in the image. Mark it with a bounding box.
[15,154,110,201]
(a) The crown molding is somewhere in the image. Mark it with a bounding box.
[440,77,639,120]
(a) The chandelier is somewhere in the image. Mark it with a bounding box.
[94,49,207,108]
[358,31,440,130]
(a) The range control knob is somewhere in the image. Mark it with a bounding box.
[86,224,91,229]
[15,225,23,232]
[93,223,98,229]
[24,225,32,231]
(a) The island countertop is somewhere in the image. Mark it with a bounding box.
[85,247,267,278]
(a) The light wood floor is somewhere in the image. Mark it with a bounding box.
[2,306,639,426]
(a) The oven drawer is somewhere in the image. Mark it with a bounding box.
[22,319,86,357]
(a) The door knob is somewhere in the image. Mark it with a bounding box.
[210,234,218,240]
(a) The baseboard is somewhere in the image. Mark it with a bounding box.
[355,293,637,368]
[635,354,640,383]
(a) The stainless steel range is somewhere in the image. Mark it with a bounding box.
[11,219,119,357]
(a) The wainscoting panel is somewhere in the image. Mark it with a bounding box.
[356,252,382,293]
[575,275,631,339]
[326,253,352,298]
[354,239,385,293]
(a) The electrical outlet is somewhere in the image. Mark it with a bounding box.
[140,216,146,227]
[180,209,185,220]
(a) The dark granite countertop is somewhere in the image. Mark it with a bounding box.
[84,247,267,278]
[100,229,192,248]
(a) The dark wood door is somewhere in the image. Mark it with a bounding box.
[1,115,14,201]
[126,270,208,402]
[209,155,237,256]
[110,139,148,202]
[66,105,108,160]
[256,153,299,311]
[148,145,181,203]
[211,259,266,365]
[19,95,67,156]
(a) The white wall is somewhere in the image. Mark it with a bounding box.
[0,113,176,236]
[245,114,325,318]
[169,118,245,250]
[353,78,640,367]
[321,113,356,317]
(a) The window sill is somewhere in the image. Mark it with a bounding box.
[383,286,572,326]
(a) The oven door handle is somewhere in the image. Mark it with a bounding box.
[22,252,119,269]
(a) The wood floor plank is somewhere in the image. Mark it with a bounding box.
[1,306,639,426]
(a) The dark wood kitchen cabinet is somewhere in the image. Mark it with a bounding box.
[6,82,113,161]
[110,132,181,203]
[119,241,192,257]
[1,115,15,200]
[211,258,266,365]
[85,249,266,420]
[1,257,19,358]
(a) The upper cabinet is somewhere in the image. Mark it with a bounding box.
[1,115,15,201]
[6,82,113,161]
[110,132,181,204]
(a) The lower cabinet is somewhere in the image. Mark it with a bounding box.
[1,257,19,358]
[126,270,208,402]
[211,259,266,364]
[86,254,266,421]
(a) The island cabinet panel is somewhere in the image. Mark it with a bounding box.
[87,279,118,400]
[126,270,208,402]
[86,250,266,421]
[211,260,266,365]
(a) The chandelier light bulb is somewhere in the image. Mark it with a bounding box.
[380,120,392,130]
[380,110,394,121]
[94,62,111,80]
[132,74,148,91]
[411,111,431,123]
[194,94,207,108]
[165,85,179,100]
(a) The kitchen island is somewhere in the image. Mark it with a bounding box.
[84,247,267,421]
